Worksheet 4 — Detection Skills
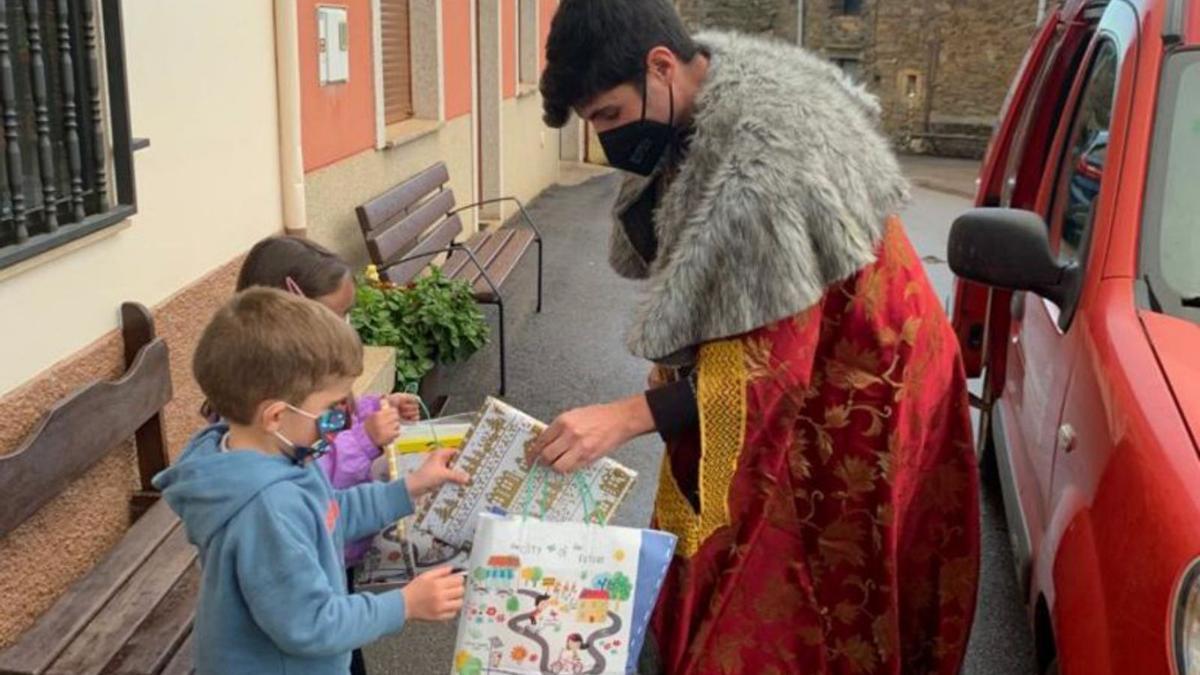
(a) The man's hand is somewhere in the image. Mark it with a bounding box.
[387,393,422,423]
[364,401,402,447]
[401,567,465,621]
[527,395,656,474]
[405,447,470,497]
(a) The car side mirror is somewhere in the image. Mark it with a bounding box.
[948,208,1079,309]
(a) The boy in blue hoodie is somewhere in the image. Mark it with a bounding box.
[154,287,469,675]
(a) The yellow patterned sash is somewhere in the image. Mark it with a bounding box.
[654,339,748,558]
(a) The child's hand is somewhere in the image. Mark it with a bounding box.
[405,447,470,497]
[401,567,465,621]
[365,402,402,447]
[388,393,422,423]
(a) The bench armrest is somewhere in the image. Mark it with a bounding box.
[381,244,501,300]
[450,196,544,240]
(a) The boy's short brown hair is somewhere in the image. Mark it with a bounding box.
[194,287,363,425]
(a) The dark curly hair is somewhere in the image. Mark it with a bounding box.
[539,0,699,128]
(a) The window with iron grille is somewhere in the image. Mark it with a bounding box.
[0,0,135,270]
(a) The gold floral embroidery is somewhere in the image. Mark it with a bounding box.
[838,636,881,674]
[743,336,776,382]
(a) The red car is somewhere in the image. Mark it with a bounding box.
[947,0,1200,672]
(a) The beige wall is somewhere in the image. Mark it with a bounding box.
[500,93,561,219]
[305,114,478,267]
[0,0,285,648]
[0,258,244,649]
[0,0,284,395]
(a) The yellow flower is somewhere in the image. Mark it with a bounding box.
[365,264,381,284]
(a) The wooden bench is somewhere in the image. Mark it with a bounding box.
[356,162,544,396]
[0,304,196,675]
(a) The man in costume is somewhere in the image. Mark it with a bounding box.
[530,1,979,672]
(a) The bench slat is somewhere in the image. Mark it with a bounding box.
[380,214,464,285]
[445,230,515,290]
[158,632,193,675]
[443,230,501,283]
[439,227,498,279]
[355,162,450,236]
[0,339,173,539]
[45,526,197,675]
[98,562,199,675]
[471,229,536,302]
[0,500,180,675]
[367,189,456,265]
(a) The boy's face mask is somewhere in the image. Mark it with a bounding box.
[597,73,675,177]
[275,400,352,465]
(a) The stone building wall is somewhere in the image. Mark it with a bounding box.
[870,0,1043,157]
[677,0,1054,158]
[677,0,800,43]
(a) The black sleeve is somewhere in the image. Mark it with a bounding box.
[645,378,699,442]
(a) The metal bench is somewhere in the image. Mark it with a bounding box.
[0,304,195,675]
[356,162,544,396]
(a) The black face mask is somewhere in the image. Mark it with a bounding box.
[597,75,675,177]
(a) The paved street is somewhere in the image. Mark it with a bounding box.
[367,162,1037,673]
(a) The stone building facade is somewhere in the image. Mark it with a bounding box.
[678,0,1057,158]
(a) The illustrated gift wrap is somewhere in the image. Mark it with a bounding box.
[358,412,477,588]
[416,398,638,550]
[452,513,677,675]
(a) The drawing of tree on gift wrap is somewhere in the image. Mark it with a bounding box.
[520,566,544,587]
[603,573,632,610]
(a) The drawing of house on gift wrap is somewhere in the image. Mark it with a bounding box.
[483,555,522,589]
[576,589,611,623]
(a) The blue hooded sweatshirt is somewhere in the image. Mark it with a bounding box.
[153,424,413,675]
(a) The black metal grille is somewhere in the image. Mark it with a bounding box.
[0,0,134,270]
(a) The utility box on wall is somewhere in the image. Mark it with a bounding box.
[318,5,350,85]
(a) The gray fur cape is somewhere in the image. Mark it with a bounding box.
[611,31,910,363]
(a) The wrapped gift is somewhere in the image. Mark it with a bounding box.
[357,412,476,589]
[415,398,637,550]
[452,510,676,675]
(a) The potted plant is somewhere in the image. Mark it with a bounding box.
[349,265,489,392]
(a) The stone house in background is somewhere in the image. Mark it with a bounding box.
[677,0,1060,158]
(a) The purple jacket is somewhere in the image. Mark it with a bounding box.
[316,394,386,567]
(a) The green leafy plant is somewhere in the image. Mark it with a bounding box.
[350,265,489,390]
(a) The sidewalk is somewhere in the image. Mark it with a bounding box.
[900,154,982,200]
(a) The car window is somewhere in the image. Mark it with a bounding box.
[1142,50,1200,323]
[1156,59,1200,301]
[1001,26,1074,210]
[1047,42,1119,265]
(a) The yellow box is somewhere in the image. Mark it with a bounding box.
[389,423,472,455]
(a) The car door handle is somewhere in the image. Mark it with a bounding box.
[1058,424,1077,453]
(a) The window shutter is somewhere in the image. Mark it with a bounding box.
[381,0,414,125]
